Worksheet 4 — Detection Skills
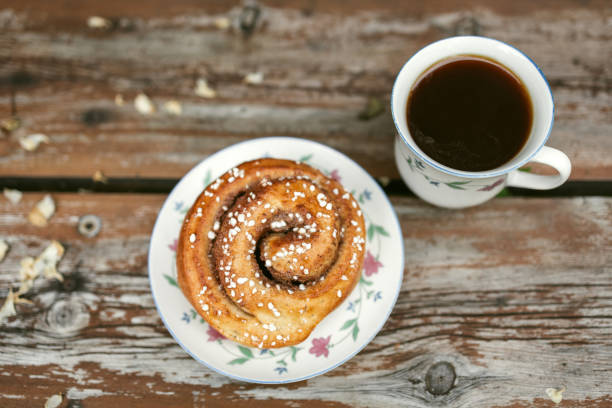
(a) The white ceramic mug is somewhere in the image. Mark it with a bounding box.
[392,36,571,208]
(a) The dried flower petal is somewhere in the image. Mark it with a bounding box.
[36,241,65,282]
[0,240,8,263]
[28,195,55,227]
[16,241,65,297]
[3,188,22,205]
[357,97,384,120]
[134,93,155,115]
[0,116,21,132]
[164,100,182,115]
[114,94,125,106]
[244,72,264,84]
[194,79,216,98]
[28,210,47,227]
[378,176,390,187]
[16,280,34,298]
[44,393,63,408]
[0,289,17,323]
[17,256,37,295]
[19,133,49,151]
[93,170,108,183]
[13,293,31,305]
[19,257,37,281]
[214,17,231,29]
[546,386,565,404]
[87,16,111,29]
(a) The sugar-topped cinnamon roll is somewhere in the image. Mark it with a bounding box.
[177,159,365,348]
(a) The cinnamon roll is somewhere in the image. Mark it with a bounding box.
[177,159,366,348]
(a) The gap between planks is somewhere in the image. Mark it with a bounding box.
[0,177,611,197]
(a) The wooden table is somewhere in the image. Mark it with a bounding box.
[1,1,610,407]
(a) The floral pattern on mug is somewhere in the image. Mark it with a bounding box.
[478,178,505,191]
[402,151,506,192]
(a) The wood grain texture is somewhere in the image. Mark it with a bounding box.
[0,2,611,180]
[0,193,610,407]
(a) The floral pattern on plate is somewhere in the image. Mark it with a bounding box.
[148,137,404,383]
[165,158,390,373]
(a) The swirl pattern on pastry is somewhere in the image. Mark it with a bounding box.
[177,159,366,348]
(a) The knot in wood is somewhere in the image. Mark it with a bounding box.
[239,4,261,36]
[60,273,84,293]
[46,299,90,336]
[454,16,481,36]
[8,70,37,88]
[81,109,114,126]
[425,361,456,396]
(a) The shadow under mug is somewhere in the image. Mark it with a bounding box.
[392,36,571,209]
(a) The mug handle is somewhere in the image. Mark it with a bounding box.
[506,146,571,190]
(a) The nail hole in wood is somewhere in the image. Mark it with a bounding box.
[81,109,114,126]
[51,302,73,327]
[425,361,456,396]
[8,70,38,88]
[239,4,261,36]
[78,215,101,238]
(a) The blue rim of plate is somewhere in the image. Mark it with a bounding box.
[148,136,405,384]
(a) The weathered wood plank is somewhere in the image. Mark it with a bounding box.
[0,193,610,407]
[3,0,610,21]
[0,4,610,180]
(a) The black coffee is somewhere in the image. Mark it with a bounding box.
[406,56,532,171]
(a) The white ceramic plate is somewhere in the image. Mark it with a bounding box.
[148,137,404,383]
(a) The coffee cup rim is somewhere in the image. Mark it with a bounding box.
[391,36,554,179]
